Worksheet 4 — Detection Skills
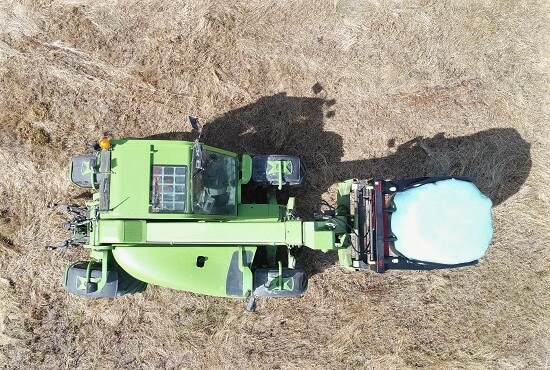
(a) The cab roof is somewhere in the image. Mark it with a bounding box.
[102,139,194,220]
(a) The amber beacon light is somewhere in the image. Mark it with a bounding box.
[98,137,111,150]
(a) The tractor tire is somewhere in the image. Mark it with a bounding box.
[64,261,146,298]
[253,267,308,297]
[115,267,147,296]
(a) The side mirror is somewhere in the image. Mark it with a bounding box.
[188,116,202,138]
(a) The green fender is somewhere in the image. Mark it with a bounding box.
[112,245,256,297]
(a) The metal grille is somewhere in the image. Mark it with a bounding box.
[150,165,187,213]
[124,221,145,242]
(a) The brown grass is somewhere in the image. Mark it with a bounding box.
[0,0,549,368]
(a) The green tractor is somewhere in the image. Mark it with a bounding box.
[49,120,493,309]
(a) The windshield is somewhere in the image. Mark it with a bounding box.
[192,147,237,215]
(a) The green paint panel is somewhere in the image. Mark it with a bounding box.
[98,220,125,243]
[112,245,256,297]
[146,222,292,245]
[98,212,302,247]
[98,220,146,243]
[303,221,336,251]
[285,221,303,245]
[240,155,252,185]
[102,140,194,219]
[123,220,146,243]
[236,204,284,221]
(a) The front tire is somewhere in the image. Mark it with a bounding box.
[63,261,147,298]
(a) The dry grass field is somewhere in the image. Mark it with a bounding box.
[0,0,548,368]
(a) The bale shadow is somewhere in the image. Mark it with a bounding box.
[150,92,532,273]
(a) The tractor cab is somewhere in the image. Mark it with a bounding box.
[69,139,241,219]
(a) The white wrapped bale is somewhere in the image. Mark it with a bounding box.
[391,179,493,265]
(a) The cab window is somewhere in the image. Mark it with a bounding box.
[192,148,237,215]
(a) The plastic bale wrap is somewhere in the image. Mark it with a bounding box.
[391,179,493,265]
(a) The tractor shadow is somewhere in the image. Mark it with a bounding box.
[150,92,532,274]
